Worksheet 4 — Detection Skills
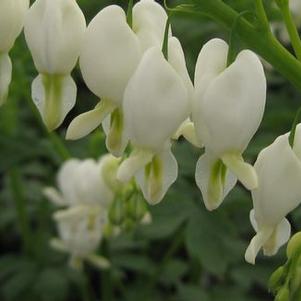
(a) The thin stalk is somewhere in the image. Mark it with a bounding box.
[254,0,270,31]
[162,17,171,59]
[148,226,184,289]
[9,168,32,254]
[176,0,301,91]
[288,106,301,147]
[100,239,113,301]
[278,1,301,61]
[127,0,134,28]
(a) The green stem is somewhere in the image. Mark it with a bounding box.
[177,0,301,91]
[254,0,270,31]
[100,239,113,301]
[148,226,184,289]
[277,0,301,61]
[9,168,32,254]
[288,106,301,147]
[127,0,134,28]
[162,17,171,59]
[227,11,252,66]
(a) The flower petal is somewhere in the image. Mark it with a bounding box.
[136,147,178,205]
[32,74,77,131]
[123,46,189,151]
[0,53,12,106]
[66,99,115,140]
[195,150,237,211]
[117,148,153,183]
[103,108,129,157]
[24,0,86,74]
[79,5,141,105]
[133,0,169,51]
[173,119,203,148]
[245,227,274,265]
[222,152,258,190]
[43,187,66,206]
[263,218,291,256]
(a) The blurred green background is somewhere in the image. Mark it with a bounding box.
[0,0,300,300]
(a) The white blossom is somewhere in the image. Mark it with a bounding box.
[66,0,169,157]
[24,0,86,130]
[117,37,192,204]
[193,38,266,210]
[245,125,301,264]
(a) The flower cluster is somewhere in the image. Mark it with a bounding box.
[44,154,151,268]
[2,0,301,266]
[44,155,118,268]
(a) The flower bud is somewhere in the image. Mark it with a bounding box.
[127,193,148,221]
[193,38,266,210]
[287,232,301,258]
[109,197,125,226]
[269,266,286,293]
[24,0,86,130]
[275,287,290,301]
[0,0,29,105]
[245,124,301,264]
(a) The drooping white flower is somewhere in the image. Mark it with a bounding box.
[245,125,301,264]
[193,38,266,210]
[66,0,169,157]
[45,154,121,266]
[116,37,192,205]
[0,0,29,105]
[24,0,86,130]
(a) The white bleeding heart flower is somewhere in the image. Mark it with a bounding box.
[66,0,169,157]
[245,124,301,264]
[116,37,191,205]
[24,0,86,131]
[53,205,105,259]
[193,38,266,211]
[44,154,120,209]
[0,0,29,105]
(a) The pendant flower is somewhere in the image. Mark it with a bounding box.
[24,0,86,131]
[245,125,301,264]
[116,37,192,205]
[0,0,29,105]
[66,0,169,157]
[193,38,266,210]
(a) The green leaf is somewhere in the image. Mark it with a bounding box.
[33,268,69,301]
